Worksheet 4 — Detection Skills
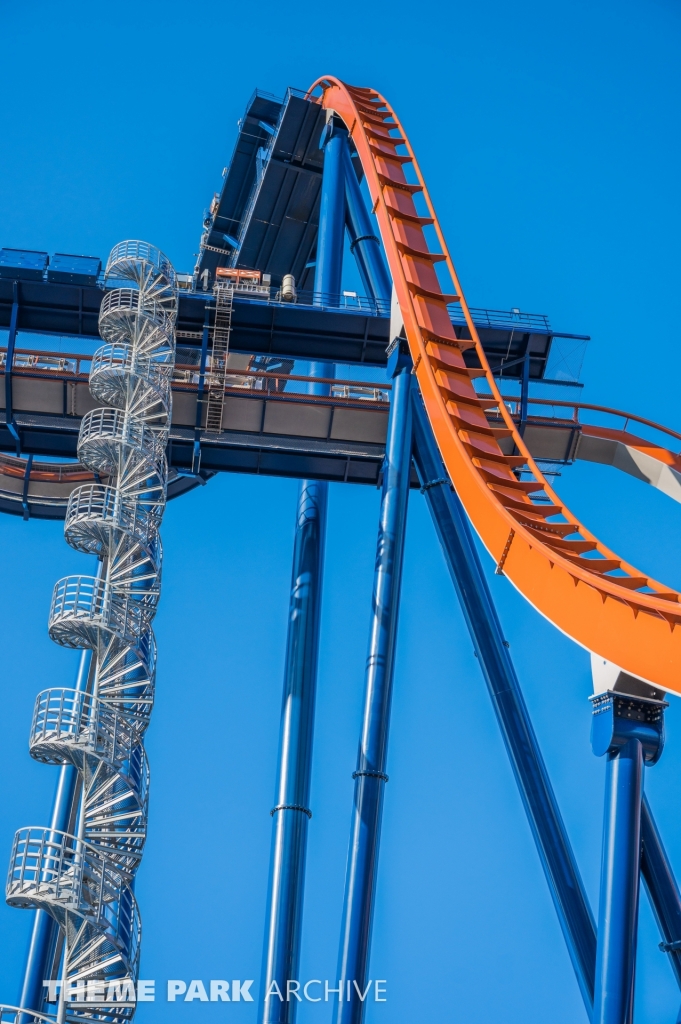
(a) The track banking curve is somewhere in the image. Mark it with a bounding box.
[308,77,681,693]
[494,395,681,505]
[515,397,681,504]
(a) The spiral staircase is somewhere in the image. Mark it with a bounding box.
[5,242,176,1023]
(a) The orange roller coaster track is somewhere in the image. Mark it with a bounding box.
[308,76,681,693]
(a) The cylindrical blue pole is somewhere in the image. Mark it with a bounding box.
[343,146,391,306]
[260,479,328,1023]
[411,390,597,1014]
[314,124,346,304]
[594,741,643,1024]
[259,123,345,1022]
[641,796,681,988]
[19,649,92,1016]
[334,346,413,1024]
[591,692,666,1024]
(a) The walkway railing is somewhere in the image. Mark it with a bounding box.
[0,346,393,405]
[498,394,681,456]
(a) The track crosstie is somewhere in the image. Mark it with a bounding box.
[308,76,681,693]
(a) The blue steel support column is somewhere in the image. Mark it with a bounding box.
[314,121,347,304]
[343,146,391,306]
[259,121,345,1023]
[641,797,681,988]
[591,692,666,1024]
[18,649,92,1017]
[6,280,21,454]
[335,341,412,1024]
[21,454,33,521]
[260,479,327,1023]
[519,345,530,435]
[411,390,597,1013]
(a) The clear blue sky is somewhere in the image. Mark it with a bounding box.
[1,1,680,1021]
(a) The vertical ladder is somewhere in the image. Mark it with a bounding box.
[205,283,234,432]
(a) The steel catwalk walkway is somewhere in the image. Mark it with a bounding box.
[0,350,679,520]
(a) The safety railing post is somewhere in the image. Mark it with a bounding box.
[591,692,666,1024]
[259,116,346,1024]
[334,341,412,1024]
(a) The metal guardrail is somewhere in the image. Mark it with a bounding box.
[0,346,393,404]
[0,1005,56,1024]
[450,305,551,333]
[7,827,140,966]
[184,284,552,330]
[31,688,149,788]
[215,286,392,316]
[49,574,150,647]
[330,384,390,402]
[498,394,681,457]
[0,351,78,373]
[65,483,158,554]
[0,260,555,333]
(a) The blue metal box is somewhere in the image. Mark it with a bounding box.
[47,253,101,286]
[0,248,49,281]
